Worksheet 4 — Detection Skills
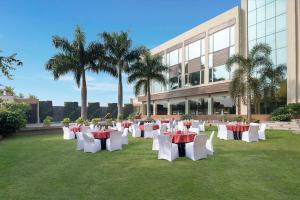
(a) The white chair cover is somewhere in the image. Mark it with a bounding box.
[63,127,75,140]
[199,121,205,132]
[122,128,129,145]
[218,124,234,140]
[185,134,208,161]
[75,132,84,150]
[258,123,266,140]
[106,131,122,151]
[157,135,178,162]
[206,131,215,155]
[242,125,259,142]
[144,123,153,139]
[132,124,141,137]
[82,133,101,153]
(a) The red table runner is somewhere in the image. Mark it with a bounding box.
[164,132,196,144]
[161,120,170,124]
[122,122,132,128]
[183,121,192,126]
[70,127,81,132]
[139,124,159,131]
[226,124,249,132]
[92,131,111,139]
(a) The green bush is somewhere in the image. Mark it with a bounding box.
[62,117,71,126]
[287,103,300,117]
[91,118,100,125]
[0,109,27,136]
[271,107,293,121]
[127,113,135,121]
[271,114,291,122]
[43,116,53,126]
[181,114,193,120]
[117,114,124,122]
[232,115,245,122]
[76,117,84,125]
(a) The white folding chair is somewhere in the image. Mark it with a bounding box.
[159,124,168,135]
[106,131,122,151]
[122,128,129,145]
[242,125,259,142]
[218,124,234,140]
[75,132,84,150]
[258,123,266,140]
[132,124,141,138]
[63,127,75,140]
[206,131,215,155]
[144,123,153,139]
[189,121,200,134]
[116,122,124,132]
[157,135,179,162]
[152,132,159,151]
[185,134,208,161]
[82,133,101,153]
[199,121,205,132]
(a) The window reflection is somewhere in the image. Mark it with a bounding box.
[189,99,208,115]
[213,96,235,114]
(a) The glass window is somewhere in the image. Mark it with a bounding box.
[189,99,208,115]
[256,0,266,8]
[185,46,189,61]
[213,28,230,52]
[201,39,205,55]
[276,0,286,16]
[171,102,185,115]
[189,72,200,86]
[248,40,257,51]
[266,0,275,4]
[270,50,276,65]
[276,30,286,49]
[209,54,213,68]
[187,40,201,60]
[257,36,265,44]
[213,65,230,82]
[257,21,266,38]
[157,103,168,115]
[248,10,257,26]
[213,96,235,114]
[230,26,235,46]
[209,35,213,53]
[169,50,179,66]
[201,56,205,68]
[276,14,286,32]
[230,46,235,56]
[169,77,180,90]
[266,1,275,19]
[266,34,276,50]
[178,48,182,63]
[257,6,266,23]
[200,70,205,84]
[248,25,257,41]
[209,68,213,82]
[276,47,287,64]
[248,0,256,11]
[266,18,275,35]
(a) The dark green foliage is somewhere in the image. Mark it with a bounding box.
[0,50,23,79]
[271,107,292,121]
[64,102,80,121]
[181,114,193,120]
[39,101,53,123]
[0,110,26,136]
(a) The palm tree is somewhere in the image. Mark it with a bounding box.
[46,26,116,120]
[100,31,146,119]
[226,43,271,121]
[260,62,286,111]
[0,50,22,79]
[128,52,168,119]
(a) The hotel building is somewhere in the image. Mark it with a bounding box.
[135,0,300,118]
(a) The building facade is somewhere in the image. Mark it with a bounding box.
[136,0,300,117]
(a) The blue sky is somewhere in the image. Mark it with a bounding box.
[0,0,240,106]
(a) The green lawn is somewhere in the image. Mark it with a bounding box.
[1,127,300,200]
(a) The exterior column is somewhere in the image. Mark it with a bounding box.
[208,97,212,115]
[141,102,145,115]
[185,99,189,115]
[167,101,171,115]
[153,102,157,116]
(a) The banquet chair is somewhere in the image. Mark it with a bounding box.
[185,134,208,161]
[177,121,185,131]
[189,121,200,134]
[75,132,84,150]
[218,124,234,140]
[132,124,141,137]
[242,125,259,142]
[156,120,161,127]
[89,124,95,130]
[206,131,215,156]
[159,124,168,135]
[199,121,205,132]
[157,135,179,162]
[152,132,159,151]
[106,131,122,151]
[116,122,124,132]
[82,133,101,153]
[122,128,129,145]
[144,123,153,139]
[258,123,266,140]
[63,127,75,140]
[81,125,90,133]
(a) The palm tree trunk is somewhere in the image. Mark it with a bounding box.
[146,81,151,120]
[117,67,123,119]
[81,70,87,120]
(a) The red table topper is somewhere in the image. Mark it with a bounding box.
[139,124,159,131]
[164,132,196,144]
[122,122,132,128]
[226,124,250,132]
[183,121,192,127]
[92,130,111,139]
[161,120,170,124]
[69,127,81,132]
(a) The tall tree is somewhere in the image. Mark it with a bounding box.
[226,43,271,121]
[46,26,116,119]
[128,52,168,119]
[4,86,15,96]
[100,31,146,119]
[0,50,22,79]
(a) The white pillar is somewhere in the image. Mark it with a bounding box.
[185,99,189,115]
[208,97,212,115]
[153,102,157,115]
[167,102,171,115]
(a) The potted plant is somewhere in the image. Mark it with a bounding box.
[43,116,53,127]
[76,117,84,126]
[62,117,71,127]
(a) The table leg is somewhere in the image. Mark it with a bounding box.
[141,130,144,137]
[233,132,238,140]
[238,132,242,140]
[178,143,186,157]
[101,139,107,150]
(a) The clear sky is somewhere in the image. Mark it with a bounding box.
[0,0,240,106]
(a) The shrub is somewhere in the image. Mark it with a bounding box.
[76,117,84,125]
[127,113,135,121]
[232,115,245,122]
[181,114,193,120]
[43,116,53,126]
[287,103,300,117]
[271,107,293,121]
[271,114,291,122]
[62,117,71,126]
[0,110,27,137]
[91,118,100,125]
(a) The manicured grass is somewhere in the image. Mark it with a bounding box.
[0,127,300,200]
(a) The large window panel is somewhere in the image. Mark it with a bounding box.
[266,34,276,50]
[257,6,266,23]
[189,99,208,115]
[213,28,230,52]
[248,10,257,26]
[213,96,235,114]
[276,47,287,65]
[266,18,275,35]
[171,102,185,115]
[248,0,256,11]
[213,65,230,82]
[276,0,286,16]
[189,72,200,86]
[276,30,286,49]
[248,25,257,41]
[201,40,205,55]
[257,21,266,38]
[276,14,286,32]
[188,40,201,60]
[266,1,275,19]
[230,26,235,46]
[256,0,266,8]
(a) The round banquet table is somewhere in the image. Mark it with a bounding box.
[226,124,250,140]
[161,120,170,124]
[92,130,111,150]
[164,132,196,157]
[70,127,81,133]
[183,121,192,129]
[139,124,159,137]
[122,122,132,128]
